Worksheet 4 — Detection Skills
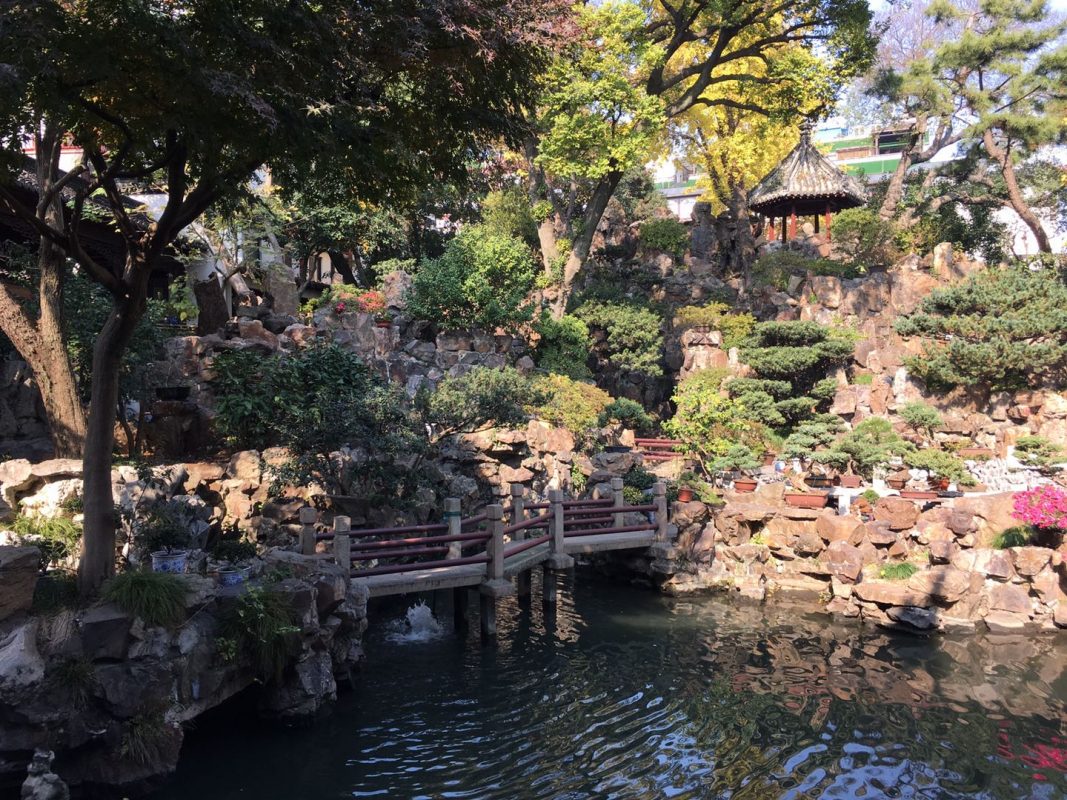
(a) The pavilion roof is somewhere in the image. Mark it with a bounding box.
[748,122,867,215]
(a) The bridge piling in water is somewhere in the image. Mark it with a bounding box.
[546,490,575,570]
[479,504,514,638]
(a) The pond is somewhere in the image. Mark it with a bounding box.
[160,572,1067,799]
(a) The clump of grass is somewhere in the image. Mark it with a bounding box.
[221,587,298,682]
[53,658,95,708]
[992,525,1033,549]
[102,572,187,627]
[879,562,918,581]
[121,711,172,765]
[860,489,881,505]
[13,514,82,570]
[32,571,80,614]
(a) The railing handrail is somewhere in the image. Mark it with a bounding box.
[503,511,551,536]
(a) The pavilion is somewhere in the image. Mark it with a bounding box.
[748,121,867,243]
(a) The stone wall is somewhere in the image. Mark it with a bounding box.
[655,485,1067,635]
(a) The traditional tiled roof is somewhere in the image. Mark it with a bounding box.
[748,121,867,215]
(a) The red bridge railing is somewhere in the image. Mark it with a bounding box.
[634,438,684,463]
[296,479,669,581]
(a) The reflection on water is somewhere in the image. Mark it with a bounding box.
[160,572,1067,799]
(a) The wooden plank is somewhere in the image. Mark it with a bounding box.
[354,562,486,598]
[564,531,656,554]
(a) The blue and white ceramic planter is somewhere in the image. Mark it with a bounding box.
[217,567,244,587]
[150,550,188,574]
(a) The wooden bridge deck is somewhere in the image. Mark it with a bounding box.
[356,529,657,599]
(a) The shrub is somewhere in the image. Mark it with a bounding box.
[750,251,861,290]
[895,262,1067,391]
[1014,436,1064,471]
[13,515,81,571]
[533,313,592,379]
[598,398,653,433]
[137,503,193,555]
[664,370,764,461]
[221,587,299,682]
[623,466,657,491]
[830,207,896,267]
[103,572,187,628]
[406,225,536,331]
[707,444,761,474]
[879,562,918,581]
[481,187,539,245]
[782,416,845,461]
[622,486,646,505]
[802,416,910,478]
[372,257,416,282]
[899,402,943,440]
[212,538,258,563]
[570,462,588,495]
[1012,485,1067,531]
[532,374,613,442]
[673,302,755,349]
[417,366,543,441]
[574,301,664,376]
[638,217,689,258]
[904,449,975,485]
[992,525,1034,549]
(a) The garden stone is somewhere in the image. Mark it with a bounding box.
[0,619,44,691]
[20,749,69,800]
[28,459,81,481]
[1011,547,1050,577]
[852,581,929,607]
[273,578,318,631]
[226,450,262,483]
[0,459,35,506]
[906,566,971,602]
[886,605,939,632]
[0,546,39,622]
[928,540,958,563]
[794,532,824,556]
[79,604,133,661]
[988,583,1031,615]
[822,541,864,583]
[952,548,1015,581]
[260,649,336,721]
[1054,604,1067,628]
[236,319,279,350]
[864,520,898,545]
[92,661,173,719]
[873,496,919,531]
[983,610,1029,633]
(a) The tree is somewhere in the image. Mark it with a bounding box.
[0,133,87,457]
[895,261,1067,391]
[524,0,876,313]
[930,0,1067,253]
[0,0,568,593]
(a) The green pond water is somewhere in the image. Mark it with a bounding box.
[159,572,1067,799]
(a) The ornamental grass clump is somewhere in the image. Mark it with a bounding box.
[103,572,187,628]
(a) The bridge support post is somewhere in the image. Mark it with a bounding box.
[511,485,532,598]
[542,565,558,605]
[453,587,469,633]
[546,490,574,570]
[611,477,625,528]
[653,482,669,543]
[445,497,462,560]
[332,515,351,579]
[298,507,317,555]
[479,504,513,640]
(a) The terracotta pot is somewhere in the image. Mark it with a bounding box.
[900,490,938,500]
[762,452,776,467]
[837,474,862,488]
[733,478,757,493]
[677,487,696,502]
[886,477,908,490]
[785,492,829,509]
[932,477,950,491]
[376,320,392,328]
[806,475,834,489]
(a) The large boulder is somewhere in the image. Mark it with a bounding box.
[821,541,864,583]
[951,493,1017,543]
[0,546,40,622]
[905,565,972,603]
[873,496,920,531]
[816,515,864,544]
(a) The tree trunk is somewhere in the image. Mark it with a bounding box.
[879,123,922,222]
[78,255,150,595]
[725,184,755,278]
[983,131,1051,254]
[553,171,623,317]
[536,218,559,276]
[194,277,229,335]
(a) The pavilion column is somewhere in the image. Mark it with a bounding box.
[824,204,832,243]
[814,214,820,234]
[788,205,797,240]
[766,217,775,241]
[781,216,787,244]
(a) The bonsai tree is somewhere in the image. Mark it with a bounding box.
[810,417,912,480]
[707,444,762,475]
[598,398,654,435]
[1014,436,1064,473]
[899,402,942,443]
[782,415,844,462]
[905,449,976,487]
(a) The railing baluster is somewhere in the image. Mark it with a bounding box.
[333,515,351,578]
[653,482,669,543]
[445,497,462,559]
[299,506,317,555]
[611,477,625,529]
[547,489,575,570]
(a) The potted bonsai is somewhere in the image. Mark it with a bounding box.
[142,506,191,574]
[212,537,257,586]
[904,449,975,497]
[784,486,830,508]
[598,398,653,453]
[375,309,393,329]
[708,445,761,492]
[677,471,701,502]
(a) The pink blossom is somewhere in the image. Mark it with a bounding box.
[1011,485,1067,530]
[334,301,346,314]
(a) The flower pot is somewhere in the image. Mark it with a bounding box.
[677,487,696,502]
[886,477,908,490]
[217,567,245,587]
[806,475,834,489]
[150,550,188,574]
[785,492,829,509]
[932,477,950,491]
[762,452,776,467]
[376,320,392,328]
[900,490,938,500]
[733,478,757,493]
[837,474,862,488]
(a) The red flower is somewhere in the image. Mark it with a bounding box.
[334,301,346,314]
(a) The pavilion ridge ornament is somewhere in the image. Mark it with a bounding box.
[748,120,867,242]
